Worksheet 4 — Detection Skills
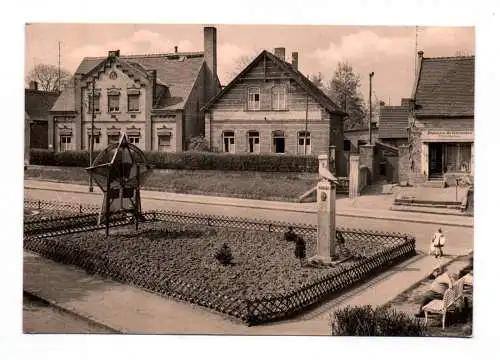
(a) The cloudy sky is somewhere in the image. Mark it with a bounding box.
[25,24,474,105]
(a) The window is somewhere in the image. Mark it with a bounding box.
[158,135,171,152]
[222,131,235,153]
[108,94,120,112]
[248,131,260,153]
[88,135,100,148]
[445,143,472,172]
[272,86,287,110]
[344,140,351,152]
[128,94,140,112]
[60,135,72,151]
[108,134,120,145]
[298,131,311,155]
[272,130,286,154]
[247,87,260,110]
[128,135,140,144]
[88,95,100,113]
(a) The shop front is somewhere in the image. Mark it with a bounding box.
[420,129,474,182]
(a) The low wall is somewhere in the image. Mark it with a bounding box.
[359,165,368,194]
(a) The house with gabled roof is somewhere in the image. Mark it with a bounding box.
[202,47,348,176]
[405,51,475,186]
[49,27,220,153]
[378,98,410,148]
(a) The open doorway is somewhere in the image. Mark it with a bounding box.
[272,130,285,153]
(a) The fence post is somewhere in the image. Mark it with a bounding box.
[268,224,272,233]
[79,204,82,214]
[38,200,41,210]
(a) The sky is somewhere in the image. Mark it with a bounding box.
[25,24,474,105]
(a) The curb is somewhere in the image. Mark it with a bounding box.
[25,185,474,228]
[23,289,123,334]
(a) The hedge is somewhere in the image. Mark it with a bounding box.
[29,149,325,173]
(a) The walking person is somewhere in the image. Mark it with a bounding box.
[431,228,446,258]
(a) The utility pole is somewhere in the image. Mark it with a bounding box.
[57,41,61,92]
[89,77,95,192]
[369,72,374,144]
[305,94,309,155]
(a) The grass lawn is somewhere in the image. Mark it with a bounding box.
[25,166,319,202]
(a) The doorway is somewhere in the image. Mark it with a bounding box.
[429,143,444,178]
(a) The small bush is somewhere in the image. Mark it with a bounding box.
[331,305,426,336]
[215,243,233,266]
[187,136,210,152]
[294,236,306,261]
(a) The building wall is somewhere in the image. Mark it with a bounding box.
[403,116,474,185]
[30,121,49,149]
[80,63,148,150]
[206,55,343,158]
[184,63,207,149]
[344,128,379,153]
[152,115,178,152]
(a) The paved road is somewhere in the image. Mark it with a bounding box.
[24,184,474,253]
[23,293,113,334]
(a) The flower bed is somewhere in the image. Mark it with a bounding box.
[23,210,415,324]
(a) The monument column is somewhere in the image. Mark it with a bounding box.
[316,154,336,260]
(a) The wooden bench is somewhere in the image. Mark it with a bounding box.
[422,279,465,329]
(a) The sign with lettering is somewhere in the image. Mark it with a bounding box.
[421,129,474,142]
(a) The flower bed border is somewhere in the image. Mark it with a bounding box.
[23,199,416,325]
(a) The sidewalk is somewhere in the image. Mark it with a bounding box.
[23,249,469,335]
[24,179,473,228]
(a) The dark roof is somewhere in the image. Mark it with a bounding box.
[52,53,207,112]
[378,105,409,139]
[25,89,60,121]
[201,50,345,115]
[413,56,474,117]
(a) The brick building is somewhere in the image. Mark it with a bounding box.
[402,52,474,186]
[49,26,221,153]
[202,48,347,175]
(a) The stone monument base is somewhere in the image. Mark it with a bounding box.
[304,254,342,268]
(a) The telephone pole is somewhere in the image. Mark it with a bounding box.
[58,41,61,92]
[369,72,374,144]
[89,77,95,192]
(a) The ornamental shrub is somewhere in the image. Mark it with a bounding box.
[215,243,233,266]
[30,149,321,173]
[331,305,426,336]
[187,136,210,152]
[294,236,306,261]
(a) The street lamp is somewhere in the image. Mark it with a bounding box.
[89,77,95,192]
[369,72,375,144]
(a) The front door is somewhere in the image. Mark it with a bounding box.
[429,143,443,177]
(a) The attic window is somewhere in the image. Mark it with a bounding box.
[109,71,118,80]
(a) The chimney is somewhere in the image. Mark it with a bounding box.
[274,47,285,61]
[291,52,298,70]
[379,100,385,107]
[29,81,38,90]
[204,26,218,99]
[174,46,178,53]
[108,49,120,58]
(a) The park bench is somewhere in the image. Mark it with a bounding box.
[422,279,465,329]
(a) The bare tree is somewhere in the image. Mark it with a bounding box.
[309,72,326,93]
[225,50,262,82]
[26,64,71,92]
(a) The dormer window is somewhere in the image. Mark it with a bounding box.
[247,87,260,111]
